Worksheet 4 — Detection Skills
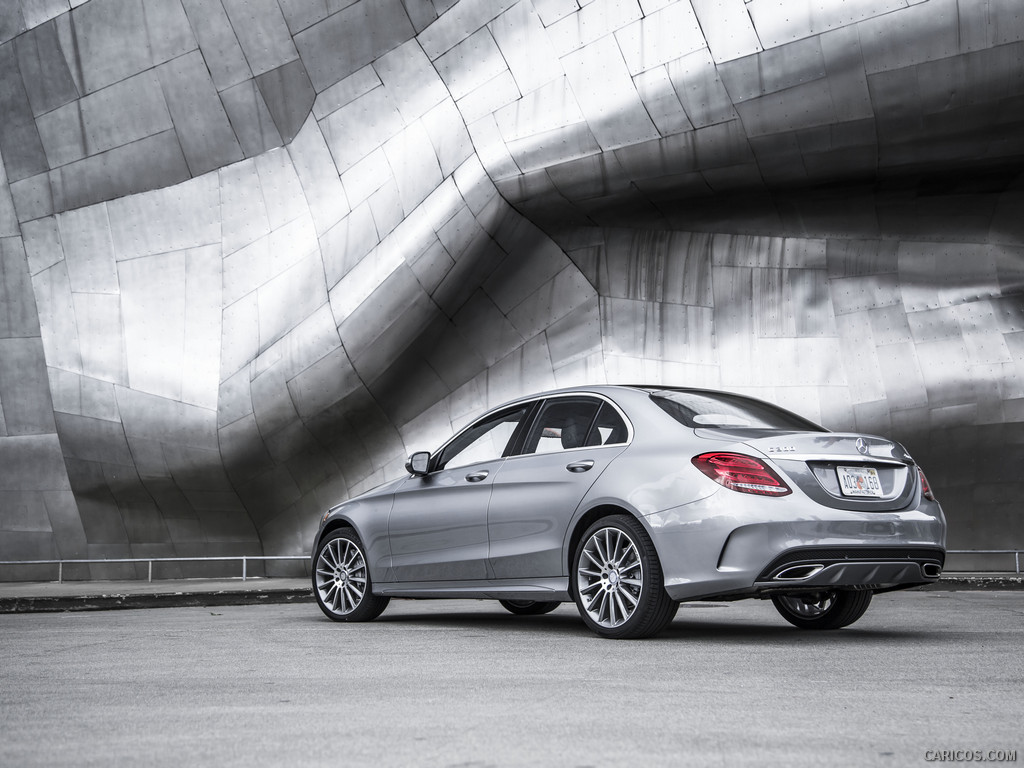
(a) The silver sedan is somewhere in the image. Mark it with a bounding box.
[311,386,946,638]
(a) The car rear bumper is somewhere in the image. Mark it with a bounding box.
[641,489,946,601]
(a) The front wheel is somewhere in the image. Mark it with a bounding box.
[572,514,678,639]
[498,599,561,616]
[771,590,872,630]
[313,529,390,622]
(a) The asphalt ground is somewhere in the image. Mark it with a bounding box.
[1,590,1021,767]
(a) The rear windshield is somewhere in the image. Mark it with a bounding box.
[650,390,825,432]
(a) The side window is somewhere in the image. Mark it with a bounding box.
[521,399,601,455]
[584,403,629,446]
[437,407,529,470]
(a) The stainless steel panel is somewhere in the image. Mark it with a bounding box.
[632,66,693,137]
[286,345,362,422]
[220,292,259,382]
[221,0,298,77]
[434,26,505,101]
[0,158,17,236]
[253,148,308,229]
[482,224,570,313]
[719,37,826,103]
[115,386,219,451]
[156,52,243,176]
[286,116,350,235]
[221,79,283,157]
[0,44,50,182]
[819,25,873,122]
[422,97,474,176]
[141,0,198,65]
[560,34,660,150]
[0,4,27,45]
[36,70,173,168]
[417,0,519,59]
[373,39,448,122]
[61,0,153,94]
[30,261,83,374]
[294,0,416,91]
[256,59,316,144]
[532,0,579,27]
[181,0,252,91]
[0,435,68,493]
[857,0,959,75]
[369,178,405,238]
[489,1,561,94]
[14,19,79,117]
[319,201,379,287]
[666,47,739,129]
[219,160,270,256]
[0,338,55,435]
[108,173,221,259]
[319,86,405,173]
[55,130,192,213]
[0,236,40,337]
[72,292,127,385]
[256,254,328,353]
[615,2,704,76]
[494,76,584,149]
[312,64,380,120]
[506,264,597,340]
[747,0,905,49]
[57,205,117,295]
[382,121,443,214]
[448,290,521,369]
[402,0,438,33]
[690,0,762,62]
[455,68,521,125]
[545,0,642,58]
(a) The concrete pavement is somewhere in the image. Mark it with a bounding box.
[1,591,1021,767]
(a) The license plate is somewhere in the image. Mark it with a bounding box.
[837,466,883,497]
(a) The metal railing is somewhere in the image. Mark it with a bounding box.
[0,555,308,583]
[945,550,1021,575]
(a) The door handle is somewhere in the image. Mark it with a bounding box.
[465,470,489,482]
[566,460,595,473]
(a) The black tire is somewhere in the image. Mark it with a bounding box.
[313,528,390,622]
[771,590,872,630]
[572,514,678,639]
[498,599,561,616]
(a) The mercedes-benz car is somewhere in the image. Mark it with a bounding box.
[311,385,946,638]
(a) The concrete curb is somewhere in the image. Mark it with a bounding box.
[0,586,313,614]
[1,574,1020,614]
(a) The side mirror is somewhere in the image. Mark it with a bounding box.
[406,451,431,476]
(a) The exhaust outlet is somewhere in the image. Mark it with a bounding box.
[922,563,942,578]
[774,564,824,581]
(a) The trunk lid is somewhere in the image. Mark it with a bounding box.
[700,430,918,512]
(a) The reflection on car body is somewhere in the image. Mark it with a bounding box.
[312,385,946,638]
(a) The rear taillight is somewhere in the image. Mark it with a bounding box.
[918,467,936,501]
[691,452,792,496]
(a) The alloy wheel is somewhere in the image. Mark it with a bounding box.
[576,526,644,628]
[315,536,368,615]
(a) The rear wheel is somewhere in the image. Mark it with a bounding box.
[313,529,390,622]
[771,590,872,630]
[498,599,560,616]
[572,514,678,639]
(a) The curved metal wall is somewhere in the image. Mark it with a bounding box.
[0,0,1021,578]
